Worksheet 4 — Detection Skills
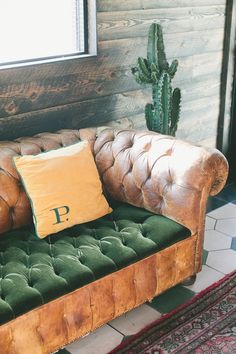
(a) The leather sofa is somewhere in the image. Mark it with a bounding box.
[0,127,228,354]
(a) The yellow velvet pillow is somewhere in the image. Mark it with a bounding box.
[13,141,112,238]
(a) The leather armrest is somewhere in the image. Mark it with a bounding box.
[94,129,228,234]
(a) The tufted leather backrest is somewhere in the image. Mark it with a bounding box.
[94,129,228,234]
[0,128,99,234]
[0,127,228,236]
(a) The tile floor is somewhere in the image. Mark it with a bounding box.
[57,183,236,354]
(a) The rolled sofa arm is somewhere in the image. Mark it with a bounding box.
[94,129,228,234]
[203,150,229,196]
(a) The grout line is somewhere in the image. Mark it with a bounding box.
[107,323,126,337]
[206,215,217,220]
[202,262,226,275]
[208,216,236,220]
[208,228,236,238]
[204,264,226,275]
[208,248,236,253]
[204,247,232,252]
[214,219,217,230]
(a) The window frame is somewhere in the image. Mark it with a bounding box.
[0,0,97,70]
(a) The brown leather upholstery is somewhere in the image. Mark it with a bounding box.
[0,128,228,236]
[94,129,228,234]
[0,127,228,354]
[0,236,196,354]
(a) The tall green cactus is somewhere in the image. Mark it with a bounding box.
[132,23,181,136]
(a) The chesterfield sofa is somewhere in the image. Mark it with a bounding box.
[0,127,228,354]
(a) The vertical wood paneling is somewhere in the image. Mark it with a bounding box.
[0,0,227,146]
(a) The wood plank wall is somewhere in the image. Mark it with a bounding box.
[0,0,226,146]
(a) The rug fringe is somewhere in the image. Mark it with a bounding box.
[108,269,236,354]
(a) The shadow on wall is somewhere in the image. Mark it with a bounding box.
[0,95,122,140]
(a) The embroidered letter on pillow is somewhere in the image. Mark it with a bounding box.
[14,141,112,238]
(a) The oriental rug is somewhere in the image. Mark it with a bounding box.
[109,270,236,354]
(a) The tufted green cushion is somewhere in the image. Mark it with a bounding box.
[0,203,190,325]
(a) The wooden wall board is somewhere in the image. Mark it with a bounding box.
[97,0,226,12]
[111,90,220,149]
[0,0,227,146]
[0,56,221,120]
[0,71,221,140]
[0,89,150,140]
[97,6,225,41]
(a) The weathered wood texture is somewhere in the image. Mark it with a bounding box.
[221,0,235,155]
[0,0,227,147]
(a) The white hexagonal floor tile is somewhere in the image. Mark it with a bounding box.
[207,203,236,219]
[184,265,224,293]
[109,304,161,336]
[206,249,236,274]
[66,325,123,354]
[204,229,232,251]
[215,218,236,237]
[205,216,216,230]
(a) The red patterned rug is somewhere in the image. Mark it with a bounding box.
[109,270,236,354]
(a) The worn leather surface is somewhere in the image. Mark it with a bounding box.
[0,235,196,354]
[0,127,228,354]
[94,129,229,233]
[0,128,228,236]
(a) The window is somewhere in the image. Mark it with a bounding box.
[0,0,96,67]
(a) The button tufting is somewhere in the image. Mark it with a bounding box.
[78,258,84,265]
[9,207,14,214]
[99,247,105,255]
[53,269,59,276]
[128,164,133,173]
[144,142,151,151]
[27,280,33,287]
[0,200,191,326]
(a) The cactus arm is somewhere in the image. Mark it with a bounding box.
[156,24,169,71]
[147,23,169,72]
[137,57,151,78]
[132,57,153,84]
[160,73,172,135]
[170,88,181,136]
[147,23,159,68]
[168,59,178,79]
[145,103,154,131]
[145,102,162,132]
[131,68,144,85]
[131,22,181,136]
[152,83,164,133]
[151,71,159,84]
[131,67,152,85]
[150,62,159,73]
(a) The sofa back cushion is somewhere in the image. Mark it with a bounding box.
[13,141,112,238]
[93,129,228,234]
[0,129,99,235]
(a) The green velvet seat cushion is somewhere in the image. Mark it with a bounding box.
[0,203,190,325]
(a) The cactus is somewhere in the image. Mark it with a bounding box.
[132,23,181,136]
